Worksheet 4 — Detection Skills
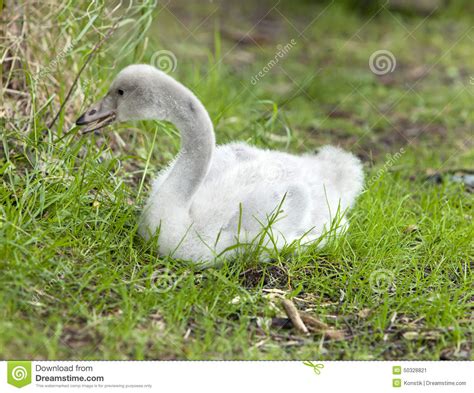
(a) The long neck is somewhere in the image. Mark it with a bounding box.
[157,96,215,208]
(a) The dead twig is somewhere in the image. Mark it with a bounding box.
[301,312,345,340]
[300,313,329,330]
[281,298,309,335]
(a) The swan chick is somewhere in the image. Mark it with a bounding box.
[76,64,364,264]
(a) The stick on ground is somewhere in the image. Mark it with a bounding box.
[281,298,309,335]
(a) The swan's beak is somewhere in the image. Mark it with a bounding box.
[76,100,116,134]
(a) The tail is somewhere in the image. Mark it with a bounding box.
[313,145,364,209]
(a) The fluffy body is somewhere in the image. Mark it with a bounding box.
[77,64,364,264]
[140,142,364,263]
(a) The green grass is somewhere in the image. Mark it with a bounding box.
[1,0,472,360]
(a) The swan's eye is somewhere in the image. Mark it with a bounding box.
[117,89,124,96]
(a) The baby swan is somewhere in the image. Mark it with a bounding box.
[76,64,364,264]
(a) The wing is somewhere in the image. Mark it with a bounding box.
[204,142,263,182]
[191,154,312,237]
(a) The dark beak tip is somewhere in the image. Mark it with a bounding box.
[76,114,86,126]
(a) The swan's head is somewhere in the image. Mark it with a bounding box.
[76,64,191,133]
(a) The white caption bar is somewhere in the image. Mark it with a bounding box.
[0,361,472,392]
